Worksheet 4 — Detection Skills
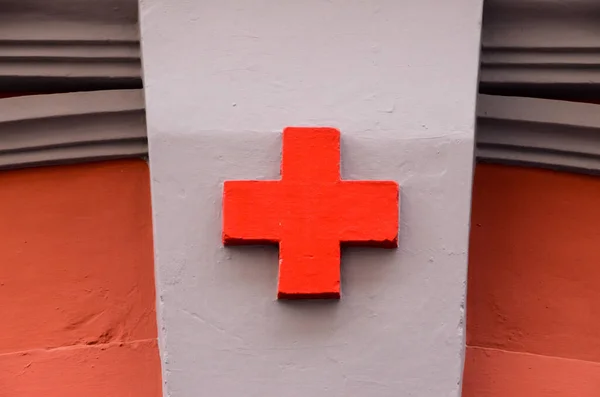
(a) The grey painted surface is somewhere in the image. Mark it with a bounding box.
[477,95,600,173]
[139,1,483,396]
[0,0,141,90]
[480,0,600,86]
[0,90,147,170]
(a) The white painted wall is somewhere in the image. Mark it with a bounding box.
[139,1,483,396]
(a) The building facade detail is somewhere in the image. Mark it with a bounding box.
[0,89,147,170]
[223,127,399,299]
[477,94,600,174]
[0,0,141,91]
[480,0,600,87]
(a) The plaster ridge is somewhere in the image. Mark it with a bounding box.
[0,90,144,123]
[0,338,158,358]
[0,0,142,87]
[0,137,147,155]
[164,128,472,141]
[480,0,600,86]
[0,39,140,69]
[478,95,600,129]
[0,90,148,170]
[476,94,600,173]
[467,345,600,366]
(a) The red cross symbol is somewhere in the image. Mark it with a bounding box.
[222,127,399,299]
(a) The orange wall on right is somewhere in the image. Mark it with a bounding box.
[463,164,600,396]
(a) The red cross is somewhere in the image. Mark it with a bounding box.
[222,127,399,299]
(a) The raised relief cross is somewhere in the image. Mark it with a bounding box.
[223,127,399,299]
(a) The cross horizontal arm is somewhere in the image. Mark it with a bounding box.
[222,181,283,245]
[336,181,399,247]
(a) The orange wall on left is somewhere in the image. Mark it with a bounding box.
[0,160,162,396]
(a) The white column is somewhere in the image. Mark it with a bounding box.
[139,1,483,396]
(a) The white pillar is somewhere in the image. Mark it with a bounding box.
[139,1,483,396]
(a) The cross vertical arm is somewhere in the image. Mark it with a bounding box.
[281,127,341,183]
[278,238,341,299]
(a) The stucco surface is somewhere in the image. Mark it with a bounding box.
[139,1,483,396]
[0,160,161,396]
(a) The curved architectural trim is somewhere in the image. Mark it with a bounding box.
[0,39,140,78]
[0,89,147,170]
[477,94,600,173]
[0,0,141,89]
[480,0,600,86]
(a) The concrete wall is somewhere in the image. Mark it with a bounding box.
[139,1,483,396]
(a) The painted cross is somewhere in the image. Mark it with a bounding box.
[222,127,399,299]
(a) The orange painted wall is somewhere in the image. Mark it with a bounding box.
[0,160,162,396]
[463,164,600,396]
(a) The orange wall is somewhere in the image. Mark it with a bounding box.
[0,160,162,396]
[463,164,600,396]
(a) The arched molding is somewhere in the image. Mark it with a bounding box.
[0,0,141,90]
[477,94,600,173]
[0,89,147,170]
[480,0,600,87]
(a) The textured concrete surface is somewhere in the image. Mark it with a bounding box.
[139,1,483,396]
[467,164,600,363]
[0,160,161,396]
[464,346,600,397]
[464,163,600,396]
